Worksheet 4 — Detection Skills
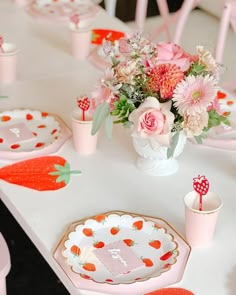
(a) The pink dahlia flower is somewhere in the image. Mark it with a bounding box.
[173,75,218,115]
[148,63,184,99]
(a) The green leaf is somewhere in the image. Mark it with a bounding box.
[104,114,113,139]
[167,132,180,159]
[194,135,203,144]
[91,102,110,135]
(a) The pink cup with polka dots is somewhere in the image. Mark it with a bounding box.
[184,191,222,247]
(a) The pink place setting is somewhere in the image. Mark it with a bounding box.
[0,109,71,162]
[53,211,191,295]
[26,0,102,23]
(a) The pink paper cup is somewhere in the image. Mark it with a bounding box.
[184,191,222,247]
[70,28,91,60]
[0,43,18,84]
[71,110,98,155]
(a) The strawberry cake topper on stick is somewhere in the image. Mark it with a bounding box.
[77,96,90,121]
[70,13,79,29]
[193,175,210,211]
[0,36,4,53]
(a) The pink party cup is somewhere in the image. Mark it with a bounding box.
[12,0,27,6]
[70,28,91,60]
[0,43,18,84]
[184,191,222,247]
[71,109,98,155]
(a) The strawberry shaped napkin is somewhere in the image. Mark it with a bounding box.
[145,288,194,295]
[0,156,81,191]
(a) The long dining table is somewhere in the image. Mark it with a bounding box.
[0,1,236,294]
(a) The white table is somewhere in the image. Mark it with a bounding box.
[0,1,236,295]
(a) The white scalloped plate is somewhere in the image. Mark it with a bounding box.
[62,213,178,285]
[27,0,101,23]
[0,109,71,161]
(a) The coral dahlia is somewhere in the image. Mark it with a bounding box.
[148,63,184,99]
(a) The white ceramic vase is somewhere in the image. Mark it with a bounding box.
[132,132,186,176]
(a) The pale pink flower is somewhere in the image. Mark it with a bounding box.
[183,111,209,137]
[129,96,174,147]
[157,42,197,72]
[197,46,218,75]
[173,75,218,115]
[91,84,113,105]
[148,63,184,99]
[115,60,139,84]
[118,38,131,54]
[207,96,223,115]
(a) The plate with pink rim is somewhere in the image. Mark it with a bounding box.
[0,109,71,161]
[27,0,102,23]
[62,213,179,285]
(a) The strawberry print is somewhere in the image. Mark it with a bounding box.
[82,263,96,272]
[0,115,11,122]
[94,214,106,223]
[10,144,20,149]
[93,241,105,248]
[105,279,113,283]
[142,258,153,267]
[0,138,3,143]
[37,124,46,128]
[41,112,48,117]
[82,228,94,237]
[35,142,45,148]
[153,223,162,230]
[149,239,161,249]
[123,239,135,247]
[132,220,143,230]
[80,274,91,280]
[160,250,174,261]
[0,156,81,191]
[26,113,33,120]
[217,90,227,99]
[70,245,81,256]
[110,226,120,235]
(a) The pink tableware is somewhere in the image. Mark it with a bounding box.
[71,109,98,155]
[0,43,18,84]
[70,28,91,60]
[184,191,222,247]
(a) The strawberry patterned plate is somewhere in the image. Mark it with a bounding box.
[62,213,178,285]
[0,109,71,161]
[27,0,101,23]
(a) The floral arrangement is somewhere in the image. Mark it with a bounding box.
[91,33,230,157]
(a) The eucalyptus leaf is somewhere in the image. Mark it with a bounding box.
[194,135,203,144]
[91,102,110,135]
[167,132,180,159]
[104,114,113,139]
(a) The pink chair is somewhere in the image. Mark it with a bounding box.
[104,0,172,40]
[215,0,236,64]
[0,233,11,295]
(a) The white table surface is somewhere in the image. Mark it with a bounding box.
[0,1,236,295]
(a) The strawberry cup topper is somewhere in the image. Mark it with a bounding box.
[77,96,90,121]
[193,175,210,211]
[70,13,80,29]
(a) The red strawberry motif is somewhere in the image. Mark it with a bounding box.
[193,175,209,195]
[0,138,3,143]
[41,112,48,117]
[132,220,143,230]
[217,90,227,99]
[70,245,81,256]
[0,156,81,191]
[10,144,20,149]
[93,241,105,248]
[37,124,46,128]
[123,239,135,247]
[77,97,90,112]
[26,113,33,120]
[1,115,11,122]
[149,239,161,249]
[82,228,94,237]
[35,142,45,148]
[193,175,210,210]
[110,226,120,235]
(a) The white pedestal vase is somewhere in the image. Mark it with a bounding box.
[132,132,186,176]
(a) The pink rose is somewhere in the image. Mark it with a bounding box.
[129,97,174,147]
[157,42,197,72]
[118,38,131,54]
